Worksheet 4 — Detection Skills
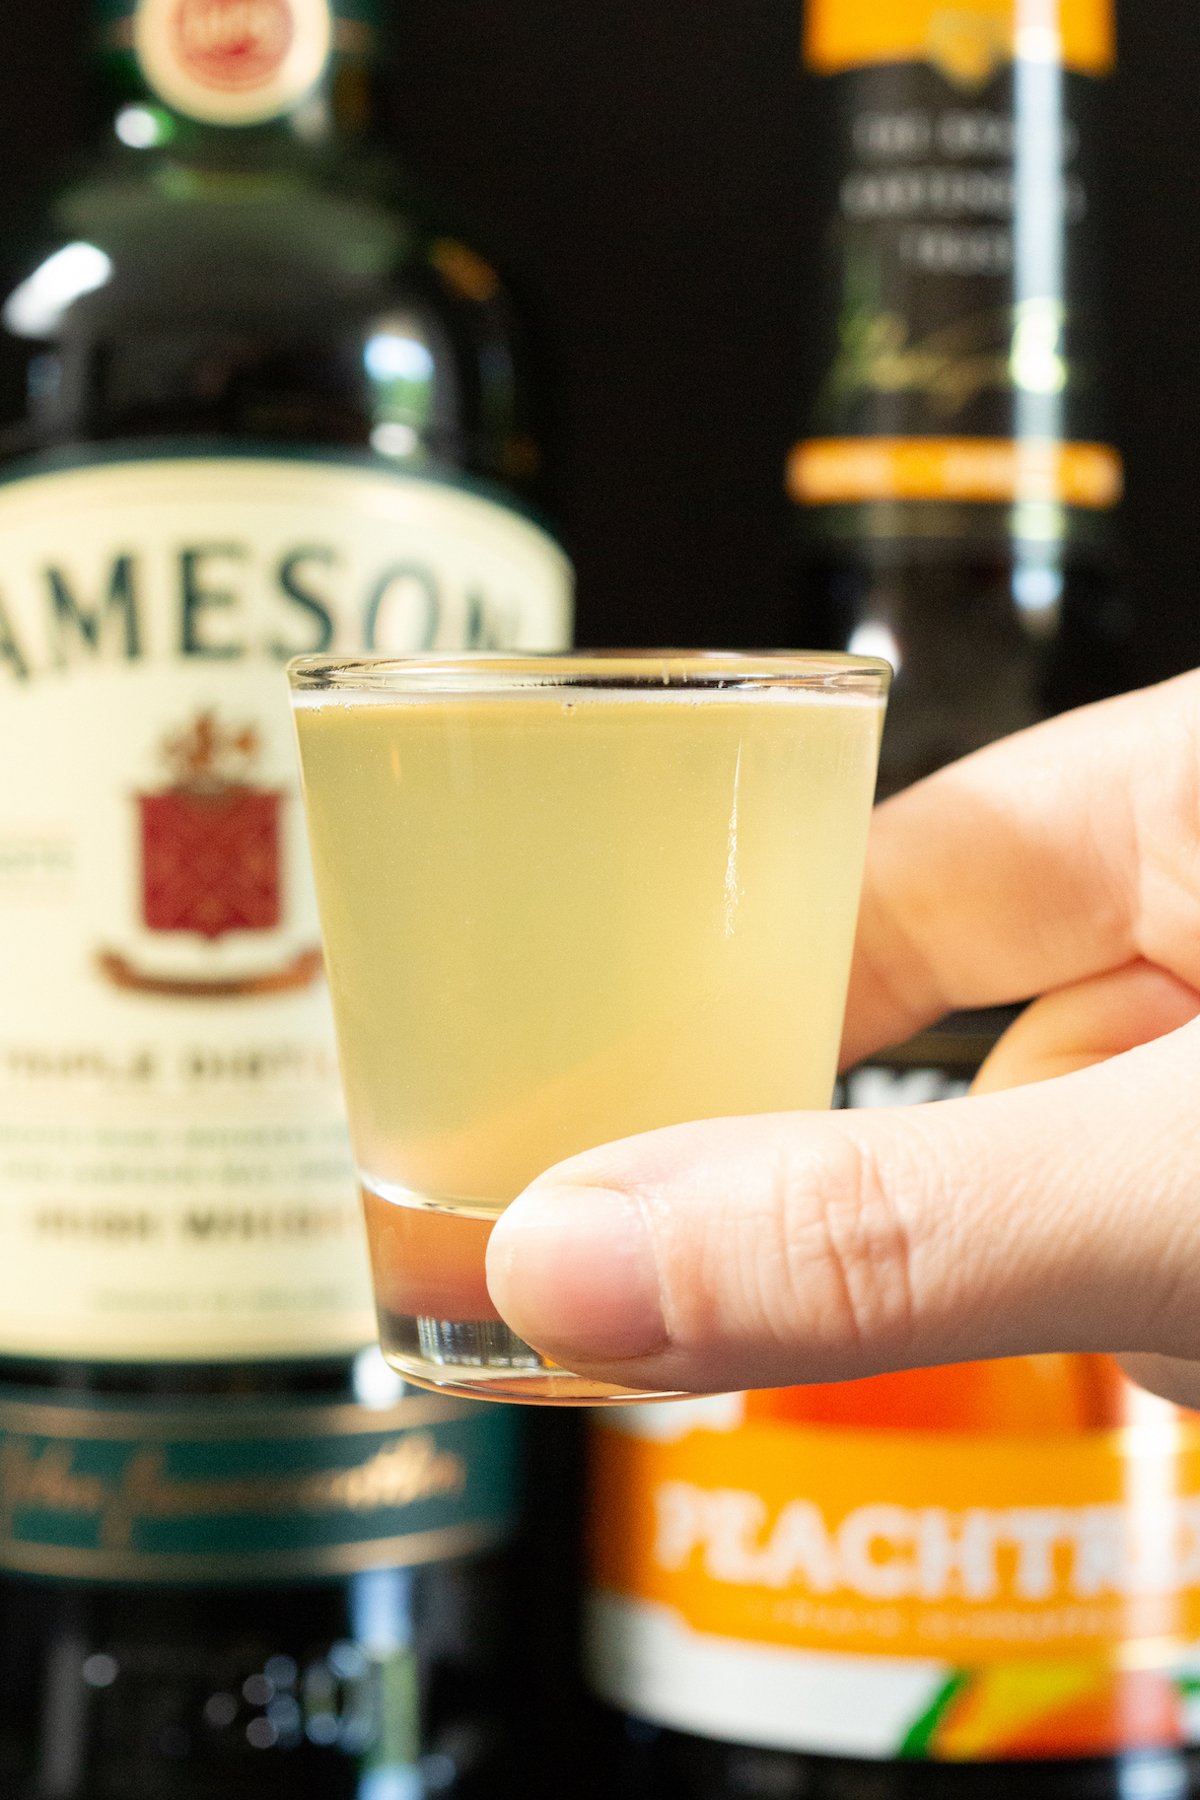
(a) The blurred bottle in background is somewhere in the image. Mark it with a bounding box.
[795,0,1126,793]
[0,2,570,1796]
[586,4,1200,1798]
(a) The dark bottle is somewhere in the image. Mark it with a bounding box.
[792,0,1126,798]
[0,3,570,1796]
[586,4,1200,1797]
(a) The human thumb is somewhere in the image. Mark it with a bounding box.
[485,1018,1200,1396]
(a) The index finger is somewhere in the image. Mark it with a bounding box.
[843,669,1200,1066]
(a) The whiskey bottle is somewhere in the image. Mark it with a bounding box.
[0,3,571,1795]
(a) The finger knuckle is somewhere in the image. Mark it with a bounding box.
[775,1123,919,1358]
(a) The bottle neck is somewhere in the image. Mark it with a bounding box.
[93,0,380,153]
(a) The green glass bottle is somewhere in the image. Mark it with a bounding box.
[0,3,571,1795]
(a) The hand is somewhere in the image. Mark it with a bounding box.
[485,671,1200,1404]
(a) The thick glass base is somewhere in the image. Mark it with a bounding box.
[375,1307,679,1405]
[361,1179,682,1406]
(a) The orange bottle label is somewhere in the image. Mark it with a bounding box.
[588,1362,1200,1760]
[804,0,1116,82]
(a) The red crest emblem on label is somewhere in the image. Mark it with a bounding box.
[138,711,282,939]
[139,790,281,939]
[170,0,294,94]
[96,707,323,999]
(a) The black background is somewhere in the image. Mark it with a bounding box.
[4,0,1199,681]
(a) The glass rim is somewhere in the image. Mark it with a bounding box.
[287,649,892,699]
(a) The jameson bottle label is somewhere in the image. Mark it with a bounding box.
[0,1379,518,1581]
[0,449,571,1361]
[790,0,1122,542]
[100,0,379,126]
[590,1381,1200,1760]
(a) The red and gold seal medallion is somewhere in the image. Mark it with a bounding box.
[98,709,322,999]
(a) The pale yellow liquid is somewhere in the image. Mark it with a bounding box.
[295,686,883,1400]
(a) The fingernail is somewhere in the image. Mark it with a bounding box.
[486,1185,667,1362]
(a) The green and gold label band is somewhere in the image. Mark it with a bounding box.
[0,1385,519,1583]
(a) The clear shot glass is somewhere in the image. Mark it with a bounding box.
[289,652,889,1403]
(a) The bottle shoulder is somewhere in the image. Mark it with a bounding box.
[5,144,511,322]
[0,143,544,491]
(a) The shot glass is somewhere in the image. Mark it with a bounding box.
[289,652,889,1403]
